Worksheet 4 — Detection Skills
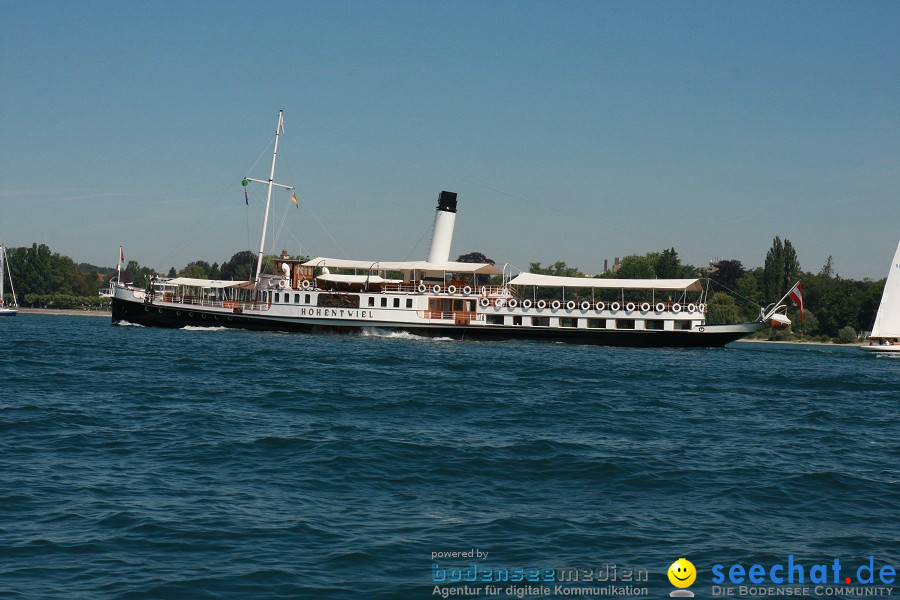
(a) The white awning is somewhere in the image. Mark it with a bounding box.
[302,257,502,275]
[508,273,703,291]
[163,277,253,289]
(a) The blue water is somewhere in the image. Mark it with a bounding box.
[1,314,897,599]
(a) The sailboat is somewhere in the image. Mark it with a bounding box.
[0,244,19,317]
[860,240,900,353]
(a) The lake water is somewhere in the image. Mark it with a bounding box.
[1,314,897,599]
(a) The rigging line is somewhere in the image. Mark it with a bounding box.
[400,223,434,263]
[706,278,762,306]
[156,134,276,269]
[303,201,348,259]
[269,200,291,257]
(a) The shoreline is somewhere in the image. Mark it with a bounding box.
[18,308,111,318]
[733,338,849,347]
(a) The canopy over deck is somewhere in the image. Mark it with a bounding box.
[162,277,255,289]
[302,257,502,275]
[508,273,703,291]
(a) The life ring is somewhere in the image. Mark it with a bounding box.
[278,279,287,289]
[655,302,666,313]
[302,280,312,290]
[537,300,547,310]
[479,297,490,308]
[495,298,505,308]
[626,302,636,312]
[580,301,591,311]
[698,303,707,313]
[672,303,682,313]
[418,283,427,293]
[508,299,518,309]
[687,303,697,313]
[699,325,705,332]
[566,301,576,310]
[447,285,457,294]
[462,286,472,295]
[480,286,487,297]
[522,299,532,309]
[641,302,651,313]
[595,302,605,311]
[551,300,561,310]
[610,302,620,311]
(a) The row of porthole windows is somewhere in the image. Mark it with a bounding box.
[368,296,414,309]
[272,292,313,304]
[271,292,415,309]
[487,315,694,330]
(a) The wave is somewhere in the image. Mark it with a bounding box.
[359,327,454,341]
[180,325,230,332]
[112,320,145,327]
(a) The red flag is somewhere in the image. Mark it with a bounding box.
[788,282,803,321]
[291,192,298,207]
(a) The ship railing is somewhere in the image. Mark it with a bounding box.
[399,283,509,296]
[423,310,479,324]
[152,293,270,312]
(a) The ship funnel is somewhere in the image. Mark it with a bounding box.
[427,191,458,264]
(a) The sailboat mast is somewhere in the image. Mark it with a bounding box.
[254,110,285,284]
[1,246,5,301]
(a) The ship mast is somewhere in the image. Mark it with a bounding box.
[243,110,295,284]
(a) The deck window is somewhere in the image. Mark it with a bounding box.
[616,319,635,330]
[393,298,400,308]
[513,316,523,326]
[487,315,504,325]
[531,317,550,327]
[381,297,388,307]
[675,320,692,330]
[560,317,577,328]
[368,297,374,307]
[406,298,413,308]
[274,293,280,303]
[294,294,300,304]
[645,319,664,330]
[587,318,604,329]
[318,294,360,308]
[305,294,310,304]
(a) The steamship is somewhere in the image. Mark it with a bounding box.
[111,111,768,347]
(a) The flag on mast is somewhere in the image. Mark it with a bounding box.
[291,192,298,207]
[788,282,804,321]
[245,189,249,205]
[119,246,124,263]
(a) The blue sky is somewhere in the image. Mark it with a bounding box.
[2,1,898,279]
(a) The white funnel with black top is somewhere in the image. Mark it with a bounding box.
[427,191,458,264]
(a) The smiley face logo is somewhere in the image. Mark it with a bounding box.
[668,558,696,588]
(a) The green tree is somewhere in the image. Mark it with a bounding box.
[706,292,743,325]
[837,326,857,344]
[528,261,584,277]
[615,255,655,279]
[457,252,495,265]
[763,237,801,301]
[220,251,256,281]
[710,259,746,291]
[655,248,681,279]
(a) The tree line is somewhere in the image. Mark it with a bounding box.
[3,240,886,342]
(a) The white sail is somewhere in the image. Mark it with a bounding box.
[870,240,900,338]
